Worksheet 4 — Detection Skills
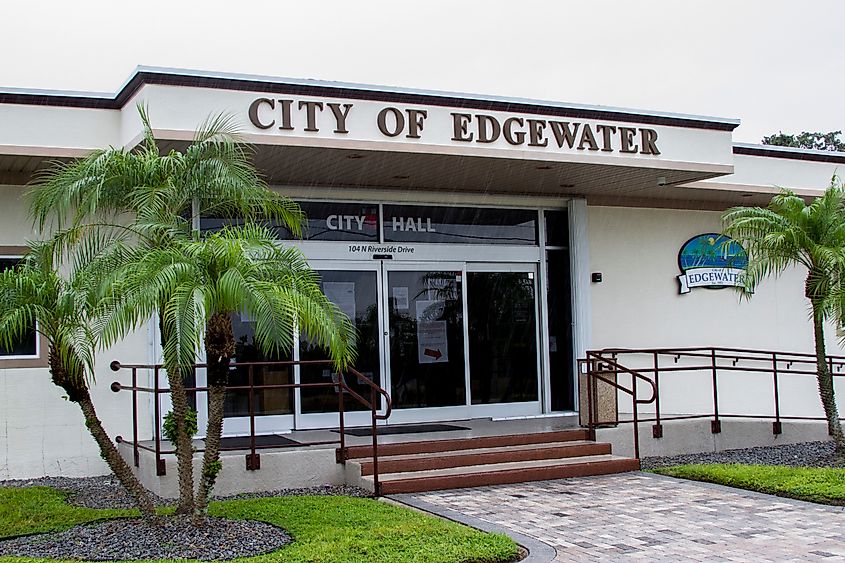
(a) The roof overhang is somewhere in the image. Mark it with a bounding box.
[0,67,746,207]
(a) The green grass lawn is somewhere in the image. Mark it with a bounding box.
[653,464,845,505]
[0,487,518,563]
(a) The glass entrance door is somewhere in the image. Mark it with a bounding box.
[384,265,468,421]
[222,259,543,432]
[465,264,542,418]
[382,262,541,422]
[295,262,385,429]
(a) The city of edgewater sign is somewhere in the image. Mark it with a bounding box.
[677,234,749,295]
[247,97,662,156]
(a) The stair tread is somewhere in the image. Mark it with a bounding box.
[343,429,588,457]
[361,454,633,482]
[356,440,605,464]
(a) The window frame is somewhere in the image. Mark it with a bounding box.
[0,247,47,368]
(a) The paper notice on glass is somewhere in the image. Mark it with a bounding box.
[324,282,356,321]
[415,299,444,321]
[418,320,448,363]
[392,286,409,310]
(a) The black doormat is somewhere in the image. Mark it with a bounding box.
[335,423,470,437]
[215,434,300,450]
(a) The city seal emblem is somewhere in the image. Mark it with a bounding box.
[677,233,748,294]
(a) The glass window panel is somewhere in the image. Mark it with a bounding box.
[300,270,381,413]
[547,249,574,411]
[388,270,466,408]
[0,258,37,357]
[468,272,538,404]
[201,201,379,242]
[383,205,538,245]
[544,210,569,247]
[224,313,293,417]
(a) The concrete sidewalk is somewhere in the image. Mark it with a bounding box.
[395,472,845,562]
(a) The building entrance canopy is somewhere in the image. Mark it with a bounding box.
[0,67,748,207]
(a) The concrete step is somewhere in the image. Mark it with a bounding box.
[356,440,611,475]
[342,428,590,459]
[362,454,640,494]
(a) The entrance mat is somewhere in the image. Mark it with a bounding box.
[336,423,470,437]
[216,434,300,450]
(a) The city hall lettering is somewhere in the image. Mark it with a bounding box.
[248,98,661,155]
[326,214,435,233]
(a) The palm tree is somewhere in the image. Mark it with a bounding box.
[0,241,157,518]
[101,223,355,513]
[722,178,845,455]
[29,105,306,515]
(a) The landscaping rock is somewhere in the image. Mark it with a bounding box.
[641,440,842,470]
[0,516,290,561]
[0,475,166,510]
[0,475,370,509]
[218,483,371,501]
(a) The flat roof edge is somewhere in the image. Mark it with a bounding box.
[733,143,845,165]
[0,66,740,132]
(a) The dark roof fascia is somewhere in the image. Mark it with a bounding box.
[0,70,739,132]
[733,144,845,165]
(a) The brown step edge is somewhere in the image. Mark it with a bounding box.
[375,457,641,494]
[358,441,612,475]
[342,428,589,459]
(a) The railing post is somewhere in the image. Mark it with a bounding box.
[632,370,640,459]
[711,348,721,434]
[131,367,139,467]
[772,353,782,435]
[336,371,347,463]
[652,352,663,439]
[153,366,165,476]
[371,385,380,496]
[246,364,260,470]
[586,359,596,440]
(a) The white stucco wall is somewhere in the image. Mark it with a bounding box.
[588,205,845,420]
[0,336,152,480]
[0,185,154,480]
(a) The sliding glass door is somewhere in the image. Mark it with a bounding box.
[466,264,541,417]
[385,266,467,412]
[383,262,541,422]
[295,262,386,429]
[467,270,539,404]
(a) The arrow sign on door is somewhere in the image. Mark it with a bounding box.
[423,348,443,360]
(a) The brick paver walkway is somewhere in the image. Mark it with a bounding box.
[409,473,845,562]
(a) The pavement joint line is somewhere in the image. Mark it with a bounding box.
[388,493,557,563]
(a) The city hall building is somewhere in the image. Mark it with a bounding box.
[0,67,843,484]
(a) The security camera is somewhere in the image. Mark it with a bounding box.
[657,176,668,187]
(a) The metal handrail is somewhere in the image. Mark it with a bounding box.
[581,351,657,458]
[109,359,392,495]
[579,346,845,460]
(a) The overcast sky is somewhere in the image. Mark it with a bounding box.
[2,1,842,144]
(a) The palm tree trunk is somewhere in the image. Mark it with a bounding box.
[196,384,225,513]
[166,365,197,515]
[196,312,235,513]
[811,301,845,455]
[159,314,196,516]
[49,345,157,519]
[76,388,158,519]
